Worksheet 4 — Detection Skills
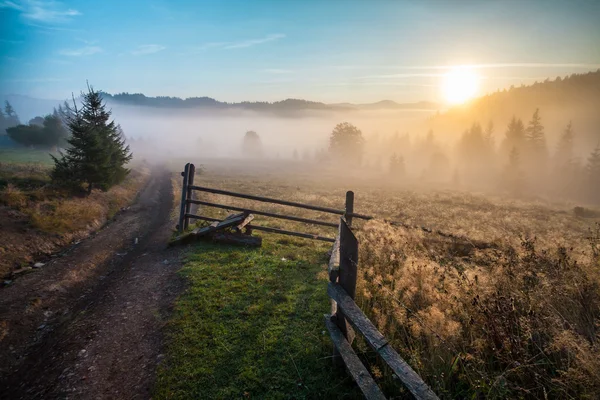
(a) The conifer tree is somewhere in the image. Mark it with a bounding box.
[51,85,132,194]
[501,116,526,157]
[525,108,548,159]
[554,121,574,166]
[389,153,405,178]
[585,144,600,203]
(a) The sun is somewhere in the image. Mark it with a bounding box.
[442,67,480,105]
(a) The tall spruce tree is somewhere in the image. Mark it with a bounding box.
[501,116,526,157]
[51,85,132,194]
[586,144,600,203]
[555,121,575,166]
[525,108,548,159]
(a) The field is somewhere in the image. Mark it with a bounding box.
[157,159,600,399]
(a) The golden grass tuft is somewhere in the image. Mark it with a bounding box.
[0,184,28,210]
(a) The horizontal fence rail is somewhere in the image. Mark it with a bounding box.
[187,199,339,228]
[185,214,336,243]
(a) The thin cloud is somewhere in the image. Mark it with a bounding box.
[263,69,293,74]
[326,63,600,71]
[59,46,102,56]
[224,34,285,49]
[187,34,285,53]
[1,0,81,24]
[131,44,166,55]
[0,39,24,44]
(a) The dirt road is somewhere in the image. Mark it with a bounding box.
[0,166,184,399]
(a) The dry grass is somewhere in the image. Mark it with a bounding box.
[0,161,150,276]
[356,221,600,399]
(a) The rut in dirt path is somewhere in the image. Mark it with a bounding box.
[0,166,185,400]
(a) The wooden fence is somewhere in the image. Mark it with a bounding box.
[327,218,439,399]
[177,163,371,241]
[176,162,439,399]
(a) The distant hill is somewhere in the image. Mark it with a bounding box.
[429,69,600,153]
[100,92,440,112]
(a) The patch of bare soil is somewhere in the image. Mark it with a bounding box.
[0,166,184,399]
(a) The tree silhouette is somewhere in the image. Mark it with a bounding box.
[241,130,263,158]
[329,122,364,165]
[585,144,600,203]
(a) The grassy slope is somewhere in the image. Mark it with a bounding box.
[155,236,362,399]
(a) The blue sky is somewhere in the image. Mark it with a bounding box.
[1,0,599,103]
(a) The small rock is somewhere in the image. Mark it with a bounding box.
[37,324,46,330]
[116,253,127,256]
[134,238,139,245]
[3,280,13,286]
[281,257,287,262]
[162,260,170,265]
[33,262,45,268]
[78,349,87,357]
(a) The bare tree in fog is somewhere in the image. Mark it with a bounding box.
[586,144,600,202]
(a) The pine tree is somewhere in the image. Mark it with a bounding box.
[585,144,600,203]
[389,153,405,178]
[501,116,526,157]
[554,121,575,166]
[504,146,525,195]
[4,101,16,118]
[51,86,132,194]
[484,120,495,153]
[525,108,548,159]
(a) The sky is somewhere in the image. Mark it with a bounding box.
[1,0,600,104]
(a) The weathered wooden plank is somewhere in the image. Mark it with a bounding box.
[177,163,190,232]
[236,214,254,231]
[188,185,346,216]
[335,218,359,344]
[186,199,338,228]
[185,214,336,242]
[183,163,196,230]
[328,234,340,283]
[212,232,262,247]
[324,315,387,400]
[328,283,388,350]
[328,283,439,400]
[329,232,341,315]
[378,345,439,400]
[345,191,355,227]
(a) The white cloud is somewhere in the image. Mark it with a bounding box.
[224,34,285,49]
[59,46,102,56]
[1,0,81,24]
[131,44,166,55]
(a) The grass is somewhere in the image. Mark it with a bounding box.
[0,148,55,165]
[154,236,363,399]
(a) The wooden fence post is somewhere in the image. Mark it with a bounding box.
[183,163,196,230]
[334,218,358,345]
[345,191,354,228]
[177,163,190,233]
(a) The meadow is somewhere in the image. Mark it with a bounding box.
[158,159,600,399]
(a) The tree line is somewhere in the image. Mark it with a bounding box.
[0,100,70,149]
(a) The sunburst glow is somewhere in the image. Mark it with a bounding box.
[442,67,480,104]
